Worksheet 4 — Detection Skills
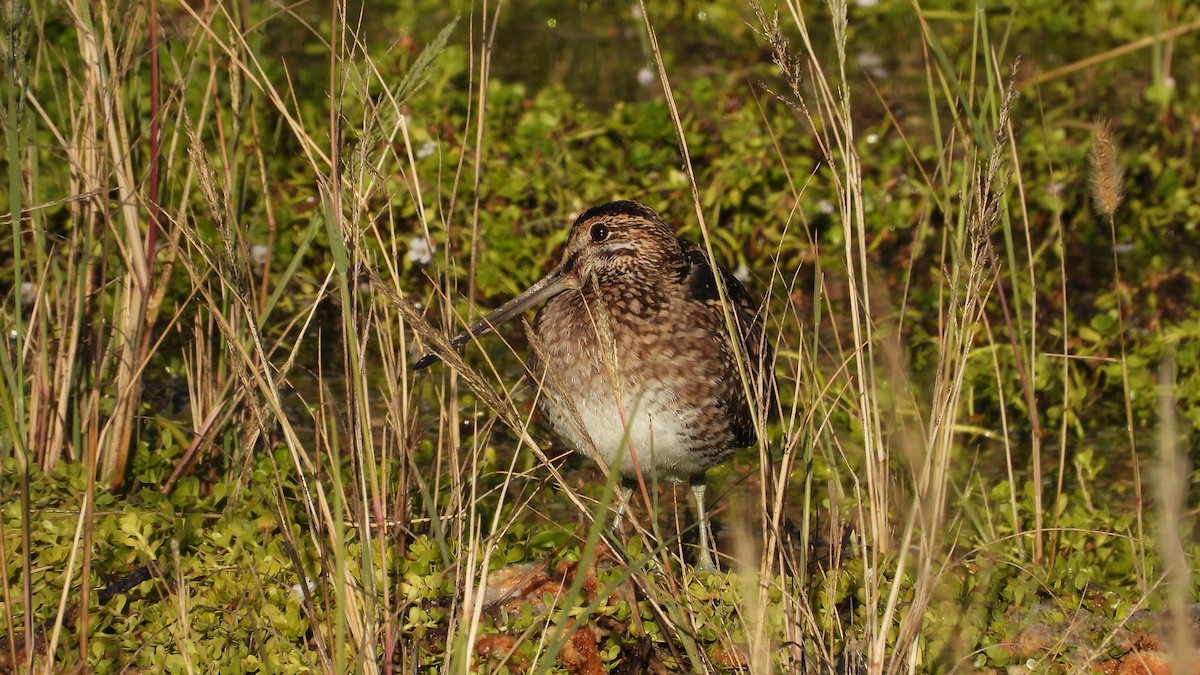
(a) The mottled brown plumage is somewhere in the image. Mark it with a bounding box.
[415,201,774,569]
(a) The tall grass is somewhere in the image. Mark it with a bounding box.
[2,0,1194,673]
[741,1,1017,669]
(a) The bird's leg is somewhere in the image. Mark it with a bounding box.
[612,483,634,532]
[690,478,717,572]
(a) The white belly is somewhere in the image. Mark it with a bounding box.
[539,385,700,481]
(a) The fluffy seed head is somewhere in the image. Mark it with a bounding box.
[1089,119,1125,217]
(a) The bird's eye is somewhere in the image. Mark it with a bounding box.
[590,223,609,243]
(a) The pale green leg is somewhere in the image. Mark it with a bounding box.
[690,479,717,572]
[612,484,634,531]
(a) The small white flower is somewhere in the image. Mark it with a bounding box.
[20,281,35,305]
[732,263,751,285]
[856,50,887,79]
[855,0,878,6]
[407,236,436,265]
[637,66,656,88]
[416,140,437,160]
[291,577,316,599]
[817,198,835,215]
[250,244,270,267]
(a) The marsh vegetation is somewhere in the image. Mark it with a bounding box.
[1,0,1199,672]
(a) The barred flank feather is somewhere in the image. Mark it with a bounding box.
[1089,120,1125,217]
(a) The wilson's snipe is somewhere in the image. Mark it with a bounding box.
[415,200,774,570]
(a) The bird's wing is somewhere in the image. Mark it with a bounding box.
[678,239,775,448]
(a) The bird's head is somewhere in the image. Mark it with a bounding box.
[412,200,680,369]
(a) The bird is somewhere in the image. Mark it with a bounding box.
[414,200,774,570]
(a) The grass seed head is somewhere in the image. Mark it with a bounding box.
[1089,119,1125,217]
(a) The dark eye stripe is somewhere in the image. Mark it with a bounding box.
[561,252,578,275]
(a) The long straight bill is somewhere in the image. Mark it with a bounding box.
[412,270,573,370]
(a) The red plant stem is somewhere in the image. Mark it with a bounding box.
[145,0,161,286]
